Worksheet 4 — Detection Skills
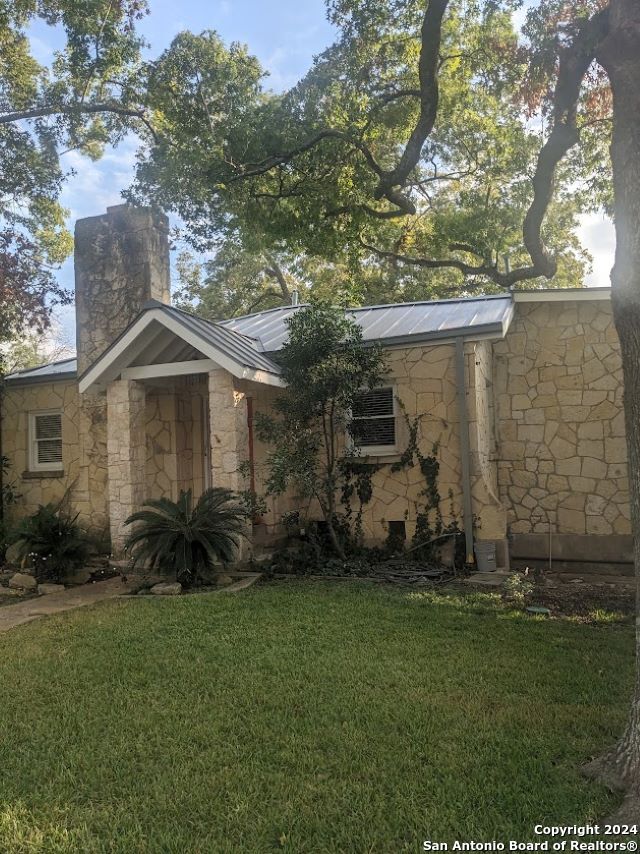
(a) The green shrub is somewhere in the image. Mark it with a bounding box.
[123,488,248,587]
[0,454,20,563]
[13,502,89,582]
[503,571,535,606]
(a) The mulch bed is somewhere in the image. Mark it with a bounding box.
[531,581,635,622]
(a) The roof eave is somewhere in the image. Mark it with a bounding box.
[373,321,510,348]
[513,287,612,302]
[5,371,77,387]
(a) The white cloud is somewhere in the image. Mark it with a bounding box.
[28,33,55,63]
[59,134,139,221]
[579,213,615,287]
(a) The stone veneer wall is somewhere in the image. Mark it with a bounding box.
[73,205,172,546]
[467,340,506,543]
[145,377,207,501]
[493,299,630,539]
[247,342,502,547]
[3,380,78,509]
[361,344,464,543]
[106,379,146,553]
[2,380,109,540]
[74,205,171,377]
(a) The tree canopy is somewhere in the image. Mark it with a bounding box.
[131,2,608,316]
[0,0,149,363]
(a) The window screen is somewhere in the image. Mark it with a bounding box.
[350,387,396,448]
[31,412,63,469]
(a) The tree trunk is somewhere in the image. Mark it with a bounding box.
[323,485,346,560]
[583,0,640,819]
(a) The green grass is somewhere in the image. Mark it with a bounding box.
[0,582,633,852]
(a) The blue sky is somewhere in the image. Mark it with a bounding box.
[30,0,614,351]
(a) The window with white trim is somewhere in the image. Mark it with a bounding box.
[29,410,63,471]
[349,386,397,454]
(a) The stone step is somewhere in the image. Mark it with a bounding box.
[464,571,510,587]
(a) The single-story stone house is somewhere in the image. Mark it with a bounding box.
[2,205,631,572]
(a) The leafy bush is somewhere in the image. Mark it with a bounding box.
[255,303,387,559]
[12,502,89,582]
[123,487,248,587]
[0,455,20,563]
[503,570,535,606]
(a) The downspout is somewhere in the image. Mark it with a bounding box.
[246,396,259,523]
[455,337,475,566]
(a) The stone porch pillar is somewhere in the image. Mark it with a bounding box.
[208,368,250,560]
[107,379,147,556]
[208,369,249,491]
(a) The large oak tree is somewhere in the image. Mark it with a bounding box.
[132,10,593,313]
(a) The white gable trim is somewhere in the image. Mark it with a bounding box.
[79,308,284,393]
[121,359,218,381]
[513,287,611,303]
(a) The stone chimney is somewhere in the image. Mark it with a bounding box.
[74,204,170,377]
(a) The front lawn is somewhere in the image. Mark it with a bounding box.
[0,582,633,852]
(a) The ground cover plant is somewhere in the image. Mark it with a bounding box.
[12,501,89,582]
[0,582,633,852]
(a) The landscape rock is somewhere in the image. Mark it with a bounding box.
[216,574,234,586]
[8,572,37,591]
[150,582,182,596]
[38,583,65,595]
[64,568,93,585]
[4,542,23,566]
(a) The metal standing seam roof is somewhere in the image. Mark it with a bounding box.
[157,303,281,375]
[221,294,514,352]
[5,294,514,386]
[5,357,77,385]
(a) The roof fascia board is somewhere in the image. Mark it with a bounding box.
[350,321,509,352]
[5,372,77,387]
[513,288,611,302]
[240,368,285,387]
[121,359,217,381]
[156,310,282,381]
[79,312,163,392]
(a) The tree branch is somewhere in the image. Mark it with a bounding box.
[0,101,158,141]
[242,288,283,315]
[359,240,542,288]
[231,130,384,182]
[363,7,611,289]
[263,252,291,300]
[325,203,408,220]
[374,0,450,207]
[522,8,610,278]
[0,101,143,124]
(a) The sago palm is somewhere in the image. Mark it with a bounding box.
[123,488,248,586]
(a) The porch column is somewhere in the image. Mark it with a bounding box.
[208,368,250,561]
[107,379,147,556]
[207,368,249,492]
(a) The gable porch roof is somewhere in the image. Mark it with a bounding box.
[77,301,284,393]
